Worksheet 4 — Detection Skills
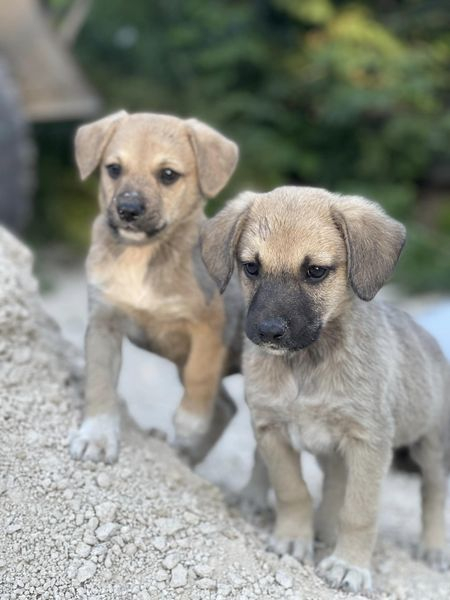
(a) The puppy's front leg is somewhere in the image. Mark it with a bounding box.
[70,304,123,463]
[317,441,391,593]
[174,322,232,461]
[255,424,314,563]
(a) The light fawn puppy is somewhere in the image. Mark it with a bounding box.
[70,111,242,465]
[201,186,450,594]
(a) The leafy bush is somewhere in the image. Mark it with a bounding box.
[31,0,450,291]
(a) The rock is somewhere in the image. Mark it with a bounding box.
[194,563,213,578]
[124,543,137,556]
[197,577,217,590]
[170,564,187,588]
[95,501,117,523]
[275,569,293,589]
[155,568,169,582]
[96,473,111,489]
[151,536,167,552]
[75,542,91,558]
[76,560,96,583]
[95,522,118,542]
[162,553,180,570]
[87,516,99,531]
[155,517,184,536]
[83,531,97,546]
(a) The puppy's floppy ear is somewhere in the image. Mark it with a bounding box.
[332,195,406,301]
[75,110,128,180]
[186,118,239,198]
[200,193,253,293]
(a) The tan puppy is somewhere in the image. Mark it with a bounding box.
[201,186,450,594]
[69,111,242,465]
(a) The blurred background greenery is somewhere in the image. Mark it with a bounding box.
[28,0,450,291]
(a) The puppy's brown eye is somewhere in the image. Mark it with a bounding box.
[106,164,122,179]
[306,266,328,281]
[159,168,181,185]
[243,262,259,278]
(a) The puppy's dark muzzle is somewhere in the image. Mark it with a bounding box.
[258,317,288,343]
[246,316,322,353]
[116,191,145,223]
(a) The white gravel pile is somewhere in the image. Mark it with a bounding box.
[0,227,353,600]
[1,227,449,600]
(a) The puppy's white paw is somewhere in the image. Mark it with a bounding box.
[417,546,450,572]
[317,555,372,593]
[268,535,313,564]
[70,413,120,464]
[173,406,210,448]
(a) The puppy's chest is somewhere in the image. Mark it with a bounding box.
[286,418,335,455]
[89,251,189,319]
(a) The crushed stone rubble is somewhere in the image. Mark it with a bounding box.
[1,227,450,600]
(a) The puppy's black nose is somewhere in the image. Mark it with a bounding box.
[258,318,287,343]
[116,192,145,222]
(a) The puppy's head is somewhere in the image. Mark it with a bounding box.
[201,187,406,355]
[75,111,238,244]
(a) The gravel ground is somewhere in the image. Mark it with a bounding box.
[1,229,449,599]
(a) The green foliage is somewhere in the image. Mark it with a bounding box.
[30,122,97,252]
[32,0,450,291]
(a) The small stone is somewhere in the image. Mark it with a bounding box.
[88,517,99,531]
[194,564,213,578]
[162,553,180,570]
[75,542,91,558]
[184,511,200,525]
[83,532,97,546]
[275,569,293,589]
[92,543,107,557]
[217,584,232,597]
[228,571,245,587]
[76,560,96,583]
[67,562,78,579]
[152,536,167,552]
[197,578,217,590]
[155,568,169,582]
[170,564,187,588]
[95,501,117,523]
[95,522,118,542]
[6,523,21,534]
[96,472,111,489]
[156,518,184,536]
[124,543,137,556]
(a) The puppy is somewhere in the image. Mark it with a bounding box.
[201,186,450,593]
[70,111,243,465]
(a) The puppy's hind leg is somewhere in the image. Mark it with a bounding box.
[410,432,449,571]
